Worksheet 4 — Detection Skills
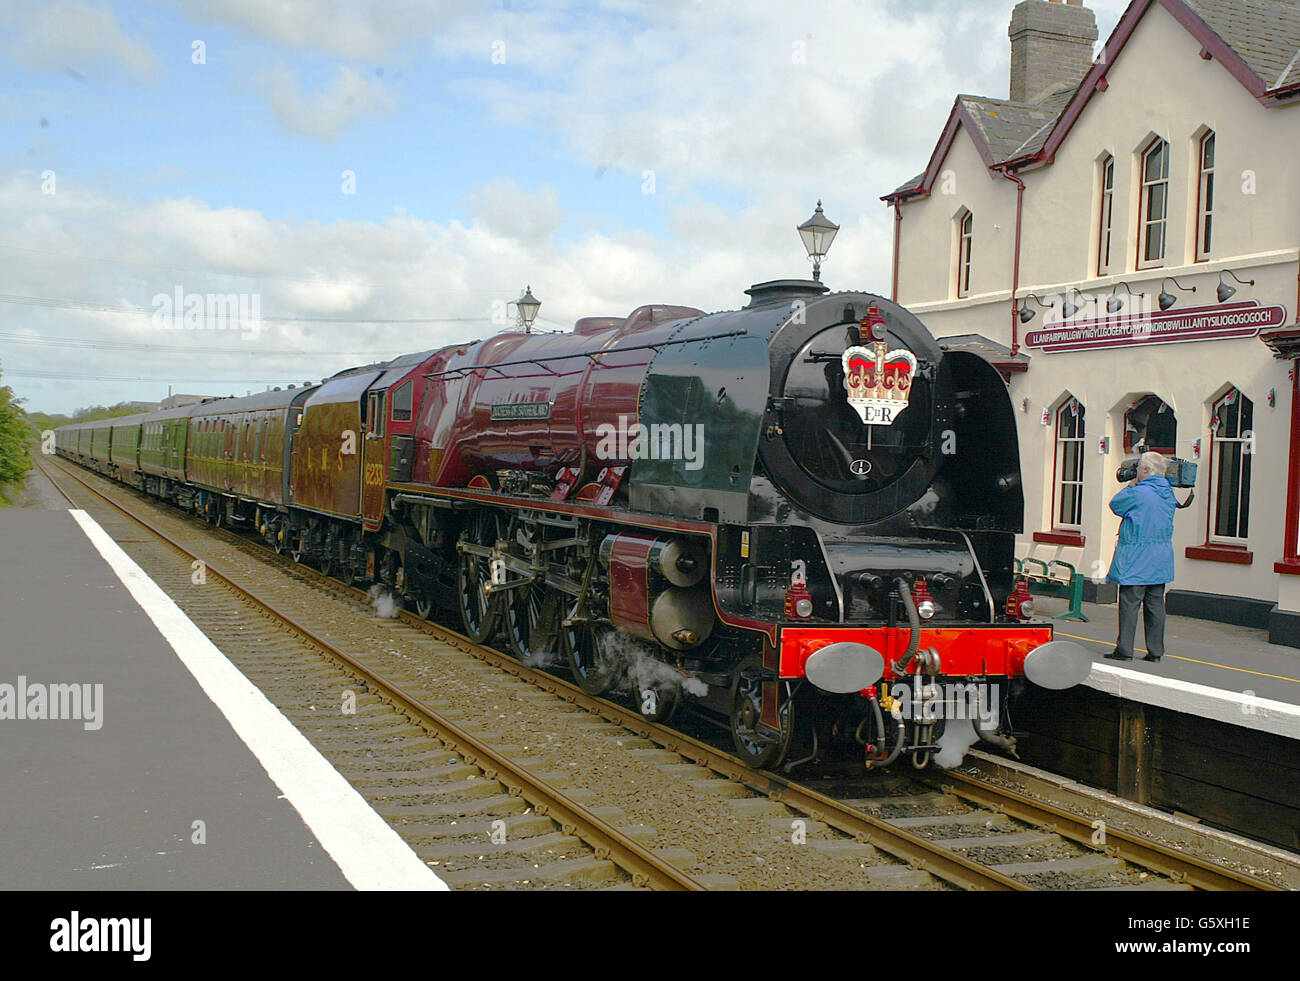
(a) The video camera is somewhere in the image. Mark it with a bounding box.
[1116,454,1198,509]
[1115,456,1198,487]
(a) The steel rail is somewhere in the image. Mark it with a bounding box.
[39,458,706,892]
[923,768,1282,892]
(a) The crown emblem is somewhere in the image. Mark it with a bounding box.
[842,307,917,426]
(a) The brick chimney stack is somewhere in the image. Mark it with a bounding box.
[1009,0,1098,104]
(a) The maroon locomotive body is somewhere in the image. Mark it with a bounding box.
[56,281,1090,771]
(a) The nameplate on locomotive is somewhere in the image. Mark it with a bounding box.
[490,402,552,421]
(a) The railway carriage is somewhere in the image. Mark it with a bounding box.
[137,406,193,501]
[55,278,1091,772]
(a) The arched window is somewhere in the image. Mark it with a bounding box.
[955,209,973,298]
[1124,395,1176,455]
[1196,130,1216,260]
[1209,388,1252,543]
[1054,398,1086,530]
[1138,136,1170,268]
[1097,154,1115,276]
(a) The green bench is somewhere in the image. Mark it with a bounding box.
[1014,557,1089,622]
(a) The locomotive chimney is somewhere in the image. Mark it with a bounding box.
[1008,0,1098,104]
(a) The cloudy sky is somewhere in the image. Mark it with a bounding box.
[1,0,1130,414]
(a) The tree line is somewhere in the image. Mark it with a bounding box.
[0,365,147,505]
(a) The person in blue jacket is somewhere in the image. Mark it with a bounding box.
[1104,452,1177,662]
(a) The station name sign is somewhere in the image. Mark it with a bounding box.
[490,401,552,421]
[1024,301,1288,354]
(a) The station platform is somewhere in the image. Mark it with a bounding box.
[1034,593,1300,738]
[0,501,443,890]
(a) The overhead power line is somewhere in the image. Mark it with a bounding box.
[0,330,421,357]
[0,291,500,325]
[0,242,518,295]
[4,368,303,383]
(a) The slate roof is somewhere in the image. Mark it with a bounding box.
[886,91,1072,198]
[886,0,1300,202]
[937,334,1032,371]
[1183,0,1300,90]
[959,94,1064,160]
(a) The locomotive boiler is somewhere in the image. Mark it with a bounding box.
[56,277,1092,772]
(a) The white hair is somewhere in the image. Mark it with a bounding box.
[1138,451,1168,477]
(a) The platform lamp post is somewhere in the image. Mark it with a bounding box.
[798,201,839,283]
[512,285,541,333]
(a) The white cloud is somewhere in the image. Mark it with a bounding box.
[0,172,863,414]
[261,63,396,141]
[0,0,158,80]
[467,179,563,247]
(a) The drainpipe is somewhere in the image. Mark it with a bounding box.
[998,167,1027,357]
[1286,353,1300,567]
[891,200,903,303]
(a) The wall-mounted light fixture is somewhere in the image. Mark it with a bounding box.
[1217,269,1255,303]
[1018,293,1050,324]
[1107,282,1144,313]
[1158,277,1196,311]
[1061,288,1087,320]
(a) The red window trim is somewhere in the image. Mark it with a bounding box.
[1185,544,1253,565]
[1275,560,1300,576]
[1096,154,1114,277]
[1034,531,1086,547]
[1205,388,1252,546]
[1136,136,1170,271]
[1050,399,1085,535]
[1194,130,1215,263]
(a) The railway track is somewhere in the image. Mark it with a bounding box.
[40,458,705,891]
[40,456,1290,891]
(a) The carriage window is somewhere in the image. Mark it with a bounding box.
[367,392,385,437]
[392,381,413,422]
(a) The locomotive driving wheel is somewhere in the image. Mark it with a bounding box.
[635,673,680,724]
[457,509,502,643]
[730,655,796,770]
[566,623,617,696]
[501,522,554,664]
[502,577,548,664]
[412,587,435,620]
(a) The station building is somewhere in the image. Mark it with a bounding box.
[883,0,1300,648]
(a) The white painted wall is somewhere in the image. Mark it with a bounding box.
[892,1,1300,609]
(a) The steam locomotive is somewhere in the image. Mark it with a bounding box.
[55,277,1092,771]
